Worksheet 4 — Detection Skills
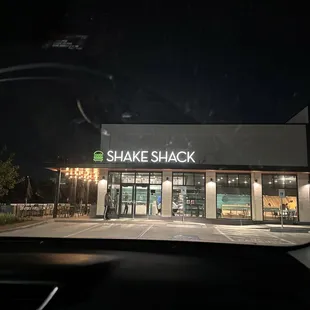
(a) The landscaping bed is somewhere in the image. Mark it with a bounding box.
[0,213,25,225]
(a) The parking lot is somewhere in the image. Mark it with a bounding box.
[0,219,309,246]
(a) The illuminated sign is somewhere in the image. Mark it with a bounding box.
[93,151,104,162]
[106,150,195,163]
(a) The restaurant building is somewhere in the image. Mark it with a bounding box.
[51,107,310,224]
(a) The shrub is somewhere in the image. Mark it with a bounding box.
[0,213,24,225]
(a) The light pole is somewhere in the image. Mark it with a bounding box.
[73,177,77,205]
[53,169,62,218]
[25,176,29,206]
[85,180,90,214]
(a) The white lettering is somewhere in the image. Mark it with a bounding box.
[107,150,114,162]
[105,150,196,163]
[168,151,177,163]
[132,151,141,162]
[141,151,148,162]
[123,151,132,162]
[187,151,195,163]
[114,151,123,161]
[158,151,168,162]
[176,151,187,163]
[151,151,158,162]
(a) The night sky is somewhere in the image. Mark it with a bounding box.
[0,1,309,179]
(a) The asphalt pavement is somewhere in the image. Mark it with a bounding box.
[0,220,309,246]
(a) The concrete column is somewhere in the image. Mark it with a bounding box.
[251,172,263,222]
[96,170,108,216]
[297,173,310,223]
[162,171,172,217]
[205,171,216,219]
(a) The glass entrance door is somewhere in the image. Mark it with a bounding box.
[120,184,149,217]
[135,185,149,216]
[120,185,134,216]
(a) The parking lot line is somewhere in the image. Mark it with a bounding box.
[136,224,154,239]
[64,223,103,238]
[262,230,295,245]
[215,227,234,242]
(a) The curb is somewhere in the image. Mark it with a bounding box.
[270,227,310,233]
[54,219,104,224]
[172,221,206,226]
[54,219,170,225]
[0,220,50,233]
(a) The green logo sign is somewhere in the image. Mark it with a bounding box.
[93,150,104,162]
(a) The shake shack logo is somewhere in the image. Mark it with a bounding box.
[93,150,196,163]
[93,151,104,162]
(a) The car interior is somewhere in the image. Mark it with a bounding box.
[0,238,309,309]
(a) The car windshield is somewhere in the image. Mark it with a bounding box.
[0,1,309,246]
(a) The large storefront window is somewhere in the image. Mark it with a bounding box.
[172,172,205,217]
[262,174,298,222]
[216,173,251,219]
[108,172,162,217]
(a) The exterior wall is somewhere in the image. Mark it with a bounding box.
[101,124,308,167]
[297,173,310,223]
[94,122,309,221]
[251,172,263,221]
[96,170,108,216]
[205,171,216,219]
[162,171,172,217]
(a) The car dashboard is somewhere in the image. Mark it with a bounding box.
[0,237,309,309]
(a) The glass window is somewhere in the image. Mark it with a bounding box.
[173,173,183,185]
[172,173,205,217]
[238,174,250,187]
[216,174,226,187]
[135,173,149,184]
[184,173,195,186]
[108,172,121,184]
[150,173,162,184]
[216,173,251,219]
[227,174,238,187]
[262,174,298,222]
[195,174,205,186]
[262,174,273,187]
[121,173,135,183]
[284,175,297,188]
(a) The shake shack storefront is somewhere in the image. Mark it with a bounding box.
[52,123,310,224]
[105,170,206,219]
